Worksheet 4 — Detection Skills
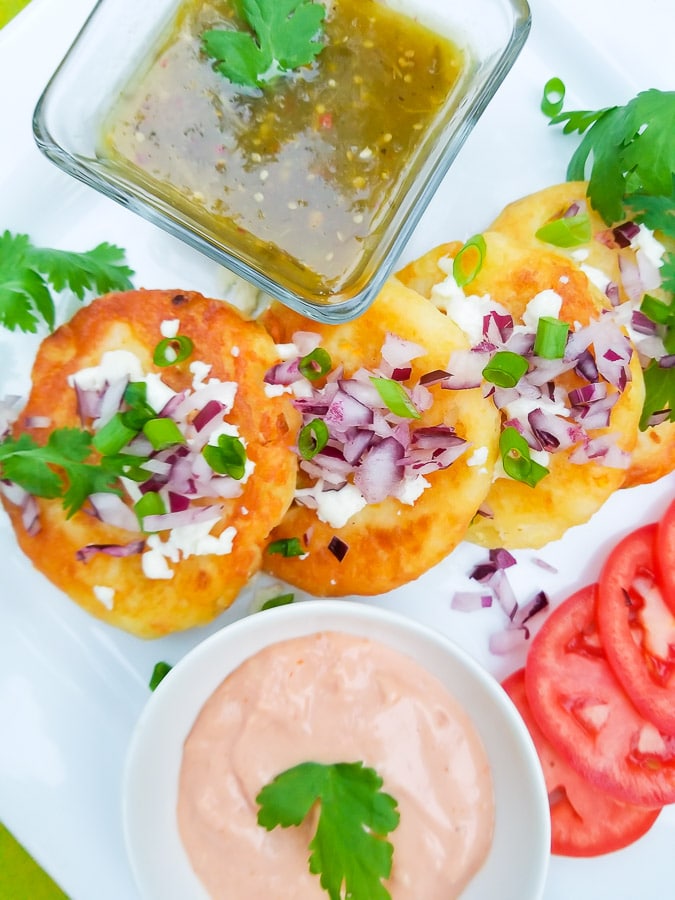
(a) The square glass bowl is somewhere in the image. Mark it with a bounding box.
[33,0,531,323]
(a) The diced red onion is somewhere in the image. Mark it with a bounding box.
[141,504,224,532]
[618,254,644,302]
[24,415,52,429]
[354,436,404,504]
[76,540,145,562]
[451,591,493,612]
[488,627,529,655]
[613,221,640,247]
[87,492,138,532]
[327,535,349,561]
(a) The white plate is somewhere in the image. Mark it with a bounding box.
[0,1,674,898]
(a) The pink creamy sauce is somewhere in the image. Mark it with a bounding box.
[177,631,495,899]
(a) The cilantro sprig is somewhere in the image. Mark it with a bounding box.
[543,83,675,428]
[202,0,326,88]
[0,429,120,517]
[257,760,400,900]
[0,231,134,333]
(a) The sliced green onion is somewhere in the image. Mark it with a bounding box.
[534,316,570,359]
[149,661,172,691]
[541,77,566,118]
[121,381,156,429]
[370,376,421,418]
[142,417,186,450]
[298,418,329,459]
[500,426,549,488]
[453,234,486,287]
[260,592,295,610]
[298,347,332,381]
[482,351,529,388]
[535,213,591,247]
[267,536,305,557]
[92,412,137,455]
[134,491,166,531]
[153,335,194,367]
[641,293,673,326]
[203,434,247,479]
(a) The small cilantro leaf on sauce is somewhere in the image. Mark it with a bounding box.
[202,0,326,88]
[0,231,134,333]
[257,760,399,900]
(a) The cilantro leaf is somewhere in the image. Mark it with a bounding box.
[202,0,326,88]
[625,187,675,240]
[640,361,675,430]
[0,231,134,333]
[257,761,399,900]
[546,89,675,226]
[0,428,121,517]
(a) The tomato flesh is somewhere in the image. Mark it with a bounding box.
[656,498,675,615]
[502,668,660,857]
[596,523,675,736]
[525,584,675,807]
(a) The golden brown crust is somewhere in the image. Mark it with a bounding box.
[260,278,501,595]
[398,233,646,549]
[488,182,675,488]
[2,290,300,638]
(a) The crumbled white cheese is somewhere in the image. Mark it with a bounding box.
[264,383,291,398]
[68,350,144,391]
[392,475,430,505]
[93,585,115,609]
[231,346,240,357]
[275,342,301,361]
[190,360,212,389]
[467,445,489,467]
[142,520,238,579]
[571,248,590,262]
[144,372,177,413]
[301,482,367,529]
[160,318,180,338]
[432,277,500,345]
[521,290,563,331]
[581,264,612,294]
[631,224,666,269]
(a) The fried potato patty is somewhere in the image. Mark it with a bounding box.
[488,181,675,487]
[399,233,645,549]
[259,278,500,595]
[2,290,300,638]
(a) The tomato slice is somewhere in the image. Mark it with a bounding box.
[656,498,675,614]
[596,523,675,736]
[525,584,675,807]
[502,668,660,857]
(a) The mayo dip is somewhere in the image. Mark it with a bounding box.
[177,630,494,898]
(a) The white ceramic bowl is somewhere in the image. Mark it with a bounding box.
[123,600,550,899]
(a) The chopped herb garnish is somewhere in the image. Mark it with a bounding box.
[299,347,332,381]
[543,84,675,429]
[149,661,172,691]
[92,412,139,456]
[370,377,421,419]
[298,418,329,459]
[540,76,566,118]
[257,761,399,900]
[260,592,295,610]
[534,316,570,359]
[202,0,327,89]
[534,212,591,247]
[142,417,186,451]
[0,429,120,517]
[202,434,247,479]
[267,536,305,557]
[0,231,133,333]
[153,334,194,367]
[482,351,529,388]
[500,426,549,488]
[453,234,486,288]
[134,491,166,531]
